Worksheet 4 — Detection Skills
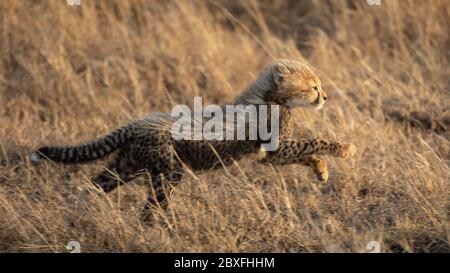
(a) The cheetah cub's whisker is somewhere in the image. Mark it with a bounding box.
[32,59,355,220]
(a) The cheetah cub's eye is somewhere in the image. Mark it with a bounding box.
[312,86,318,91]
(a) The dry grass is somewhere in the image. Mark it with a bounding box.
[0,0,449,253]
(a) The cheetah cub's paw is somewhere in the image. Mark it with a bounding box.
[337,143,356,158]
[313,160,329,182]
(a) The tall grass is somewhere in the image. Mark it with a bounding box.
[0,0,448,252]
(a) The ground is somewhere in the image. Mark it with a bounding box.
[0,0,448,252]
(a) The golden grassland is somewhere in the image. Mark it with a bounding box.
[0,0,448,252]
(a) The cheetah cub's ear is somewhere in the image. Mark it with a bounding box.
[273,62,290,86]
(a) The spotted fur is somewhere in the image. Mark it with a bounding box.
[32,59,356,220]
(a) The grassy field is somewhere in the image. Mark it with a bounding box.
[0,0,448,252]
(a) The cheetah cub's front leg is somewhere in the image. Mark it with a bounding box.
[258,139,356,182]
[299,155,329,182]
[258,151,330,182]
[332,143,357,159]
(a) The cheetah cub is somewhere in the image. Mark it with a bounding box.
[32,59,356,218]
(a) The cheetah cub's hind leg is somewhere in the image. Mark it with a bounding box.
[91,149,141,193]
[140,147,184,223]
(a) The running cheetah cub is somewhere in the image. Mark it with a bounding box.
[32,59,356,218]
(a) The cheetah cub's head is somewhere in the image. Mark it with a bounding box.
[271,60,327,110]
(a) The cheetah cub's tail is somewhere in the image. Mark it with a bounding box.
[31,127,133,164]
